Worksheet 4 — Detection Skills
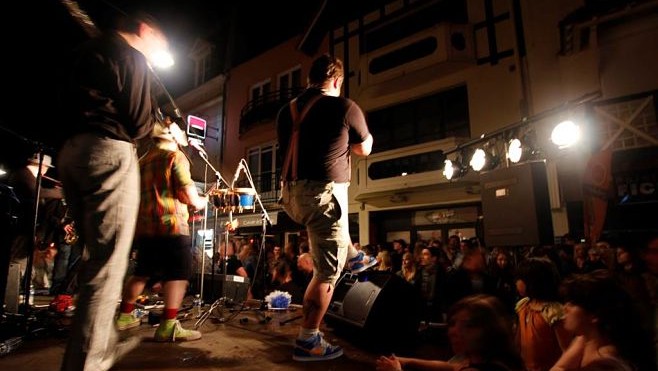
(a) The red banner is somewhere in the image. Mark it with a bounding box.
[582,149,614,243]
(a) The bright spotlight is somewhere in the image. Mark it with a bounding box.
[0,168,6,176]
[443,159,455,180]
[469,148,487,171]
[151,50,174,69]
[551,120,580,148]
[507,139,523,163]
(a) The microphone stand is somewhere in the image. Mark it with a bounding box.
[190,145,228,310]
[195,159,254,328]
[234,159,272,302]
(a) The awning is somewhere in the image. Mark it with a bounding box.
[354,180,481,208]
[214,211,278,228]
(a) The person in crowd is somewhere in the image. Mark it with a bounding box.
[445,248,495,310]
[217,239,250,279]
[416,245,447,323]
[270,259,305,305]
[614,242,653,332]
[267,244,284,281]
[488,248,517,313]
[57,12,173,370]
[641,235,658,366]
[443,235,463,273]
[515,257,572,371]
[391,239,407,272]
[276,53,376,361]
[238,242,257,281]
[377,250,394,272]
[115,121,207,341]
[376,295,525,371]
[551,269,657,371]
[397,252,418,285]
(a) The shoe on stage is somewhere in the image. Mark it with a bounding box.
[116,311,141,331]
[346,251,378,274]
[293,333,343,361]
[154,319,202,342]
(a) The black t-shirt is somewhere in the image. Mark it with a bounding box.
[62,32,157,142]
[276,88,370,183]
[217,255,244,276]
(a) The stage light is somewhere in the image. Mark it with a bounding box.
[443,158,467,180]
[551,120,580,148]
[469,148,487,171]
[507,138,523,163]
[151,50,174,68]
[443,159,457,180]
[0,168,6,176]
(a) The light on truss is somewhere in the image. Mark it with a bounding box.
[469,148,487,171]
[0,167,6,176]
[551,120,580,148]
[507,138,523,163]
[443,159,457,180]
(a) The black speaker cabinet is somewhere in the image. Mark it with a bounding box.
[191,274,250,303]
[325,271,421,348]
[480,161,554,246]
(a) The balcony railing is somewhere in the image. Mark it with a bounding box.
[240,87,304,134]
[233,171,282,206]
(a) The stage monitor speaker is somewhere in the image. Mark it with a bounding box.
[192,274,250,303]
[480,161,554,246]
[325,271,421,348]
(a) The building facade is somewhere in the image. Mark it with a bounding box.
[212,0,657,249]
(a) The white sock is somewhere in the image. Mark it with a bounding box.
[298,327,319,340]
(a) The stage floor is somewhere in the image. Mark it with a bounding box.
[0,296,450,370]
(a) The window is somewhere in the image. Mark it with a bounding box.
[367,85,470,153]
[247,143,279,193]
[250,80,272,105]
[278,66,302,101]
[195,49,219,87]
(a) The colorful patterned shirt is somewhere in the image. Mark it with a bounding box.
[136,144,193,237]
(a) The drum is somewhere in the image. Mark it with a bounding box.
[234,187,256,212]
[209,189,239,213]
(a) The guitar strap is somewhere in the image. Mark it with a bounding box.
[281,94,323,182]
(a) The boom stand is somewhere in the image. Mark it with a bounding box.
[194,209,235,327]
[239,160,272,300]
[188,146,228,311]
[195,159,272,328]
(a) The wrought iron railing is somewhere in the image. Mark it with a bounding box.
[239,87,304,134]
[233,171,282,205]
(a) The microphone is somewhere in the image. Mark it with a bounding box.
[188,138,206,156]
[232,161,244,188]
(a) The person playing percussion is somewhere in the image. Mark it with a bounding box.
[116,119,208,342]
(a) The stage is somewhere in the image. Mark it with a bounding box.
[0,295,450,370]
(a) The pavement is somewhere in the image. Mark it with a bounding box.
[0,296,451,371]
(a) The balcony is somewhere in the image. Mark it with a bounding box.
[352,137,481,207]
[239,87,304,134]
[233,171,282,207]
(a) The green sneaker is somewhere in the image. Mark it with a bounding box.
[154,319,202,342]
[116,312,141,331]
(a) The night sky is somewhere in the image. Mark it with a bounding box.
[0,0,319,171]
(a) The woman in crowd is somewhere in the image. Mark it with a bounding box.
[515,257,572,371]
[551,269,656,371]
[376,294,524,371]
[397,252,418,285]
